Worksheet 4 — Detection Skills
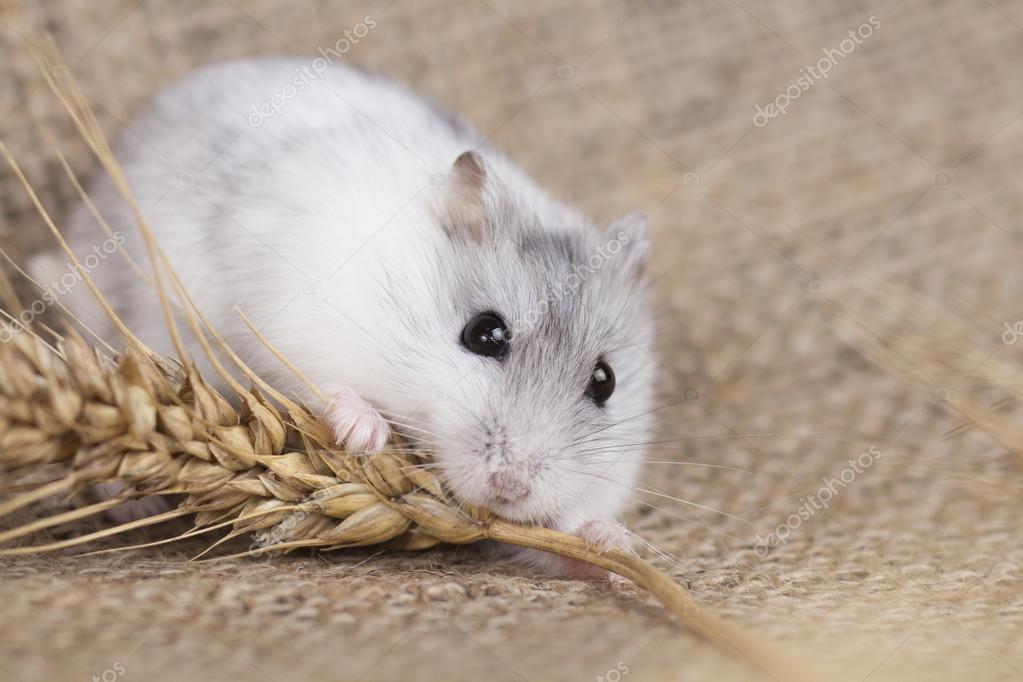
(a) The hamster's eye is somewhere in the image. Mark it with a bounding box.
[461,312,510,359]
[585,359,615,405]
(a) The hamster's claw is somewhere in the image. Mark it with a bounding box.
[325,387,391,454]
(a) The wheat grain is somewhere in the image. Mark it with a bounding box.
[0,4,834,678]
[0,326,828,680]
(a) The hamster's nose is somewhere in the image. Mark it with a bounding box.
[487,470,531,504]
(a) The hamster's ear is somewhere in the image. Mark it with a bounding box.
[440,150,487,240]
[606,210,648,277]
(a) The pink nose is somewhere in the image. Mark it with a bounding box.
[487,470,530,503]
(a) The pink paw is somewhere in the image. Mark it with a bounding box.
[578,520,634,555]
[324,387,390,453]
[551,520,635,581]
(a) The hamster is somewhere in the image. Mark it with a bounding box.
[35,58,656,576]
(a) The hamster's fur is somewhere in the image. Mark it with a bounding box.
[34,58,656,575]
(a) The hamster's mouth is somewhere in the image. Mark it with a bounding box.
[418,445,561,526]
[474,494,568,529]
[483,498,534,523]
[445,483,541,524]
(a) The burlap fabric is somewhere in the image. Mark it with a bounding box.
[1,1,1020,680]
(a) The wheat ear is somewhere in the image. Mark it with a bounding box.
[0,3,834,678]
[0,328,829,681]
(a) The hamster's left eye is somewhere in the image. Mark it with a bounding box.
[461,312,510,359]
[585,359,615,405]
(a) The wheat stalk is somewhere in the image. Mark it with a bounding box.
[0,326,825,681]
[829,281,1023,455]
[0,4,837,679]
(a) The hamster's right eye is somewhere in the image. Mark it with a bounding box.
[461,312,510,359]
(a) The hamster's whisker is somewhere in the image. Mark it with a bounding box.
[381,411,436,432]
[381,412,449,442]
[574,436,728,454]
[576,457,760,476]
[560,468,752,526]
[567,398,689,446]
[602,341,649,355]
[620,526,696,574]
[572,428,856,457]
[384,450,434,457]
[401,386,483,432]
[443,390,494,439]
[606,270,643,340]
[387,421,442,441]
[394,462,444,472]
[574,432,804,451]
[628,496,746,547]
[629,485,751,525]
[451,386,490,432]
[559,467,747,544]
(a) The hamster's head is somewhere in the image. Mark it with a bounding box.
[383,151,656,529]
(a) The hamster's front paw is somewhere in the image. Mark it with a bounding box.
[573,520,635,582]
[577,519,634,556]
[518,520,635,581]
[325,386,391,453]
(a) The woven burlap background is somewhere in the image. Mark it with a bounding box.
[2,1,1022,680]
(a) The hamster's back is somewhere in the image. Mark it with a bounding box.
[35,58,485,384]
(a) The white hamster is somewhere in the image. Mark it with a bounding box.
[37,58,656,575]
